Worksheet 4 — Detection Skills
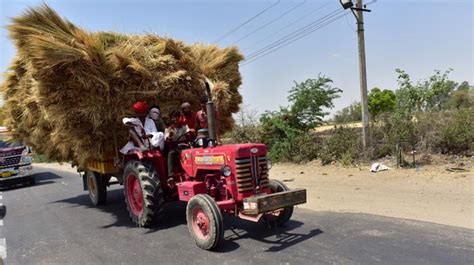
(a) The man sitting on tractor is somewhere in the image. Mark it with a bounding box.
[120,101,159,154]
[148,104,166,133]
[165,110,192,177]
[195,95,220,143]
[178,102,196,131]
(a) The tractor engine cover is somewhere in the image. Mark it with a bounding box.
[177,181,207,201]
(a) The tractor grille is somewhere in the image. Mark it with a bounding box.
[235,156,269,193]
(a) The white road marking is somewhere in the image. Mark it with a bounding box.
[0,238,6,259]
[0,220,3,226]
[0,195,3,200]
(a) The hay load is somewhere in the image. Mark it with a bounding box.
[1,5,244,166]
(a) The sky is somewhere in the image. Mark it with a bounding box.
[0,0,472,115]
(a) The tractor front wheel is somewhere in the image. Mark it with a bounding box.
[86,171,107,206]
[186,194,224,250]
[264,179,294,227]
[123,160,164,227]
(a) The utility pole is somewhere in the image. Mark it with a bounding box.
[355,0,370,149]
[340,0,371,149]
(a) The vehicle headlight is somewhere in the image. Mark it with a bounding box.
[267,159,273,170]
[221,165,232,177]
[21,155,32,164]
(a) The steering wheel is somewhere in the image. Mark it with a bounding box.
[175,131,196,148]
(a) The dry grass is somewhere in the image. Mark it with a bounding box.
[1,5,244,166]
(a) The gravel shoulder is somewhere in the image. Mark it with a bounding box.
[271,158,473,229]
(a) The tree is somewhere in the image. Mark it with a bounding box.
[333,102,362,124]
[229,105,261,144]
[368,87,396,121]
[422,69,457,111]
[444,81,473,109]
[395,68,458,113]
[287,75,342,130]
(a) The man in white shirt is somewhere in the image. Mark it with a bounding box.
[120,101,158,154]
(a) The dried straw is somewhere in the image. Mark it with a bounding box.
[1,5,244,166]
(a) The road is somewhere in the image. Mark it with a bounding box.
[0,164,473,265]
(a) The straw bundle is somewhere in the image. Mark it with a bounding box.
[1,5,244,166]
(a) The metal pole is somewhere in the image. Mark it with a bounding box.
[356,0,370,149]
[204,81,217,146]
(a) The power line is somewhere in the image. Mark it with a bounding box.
[213,0,281,44]
[245,8,343,60]
[242,11,348,66]
[243,11,348,65]
[232,0,307,45]
[240,0,332,52]
[244,8,344,62]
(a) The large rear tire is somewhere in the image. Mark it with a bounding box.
[264,179,294,227]
[186,194,224,250]
[86,171,107,206]
[123,160,164,227]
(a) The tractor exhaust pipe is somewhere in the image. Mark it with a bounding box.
[205,81,217,146]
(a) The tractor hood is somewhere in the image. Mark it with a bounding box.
[180,143,267,176]
[187,143,267,160]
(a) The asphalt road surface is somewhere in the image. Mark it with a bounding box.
[1,165,473,265]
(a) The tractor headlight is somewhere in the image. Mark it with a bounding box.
[267,159,273,170]
[221,165,232,177]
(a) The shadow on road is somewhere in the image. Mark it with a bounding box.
[52,188,189,230]
[0,172,62,191]
[53,188,136,229]
[217,217,323,253]
[54,188,322,252]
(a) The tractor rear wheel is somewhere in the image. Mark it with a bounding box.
[123,160,164,227]
[86,171,107,206]
[265,179,294,227]
[186,194,224,250]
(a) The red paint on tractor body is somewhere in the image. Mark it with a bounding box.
[177,181,207,201]
[124,142,273,216]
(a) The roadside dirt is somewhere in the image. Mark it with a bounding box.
[34,155,474,229]
[271,156,474,229]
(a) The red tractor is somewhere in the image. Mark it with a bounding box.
[83,82,306,250]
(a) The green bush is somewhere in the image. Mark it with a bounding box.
[268,133,322,163]
[437,108,474,154]
[320,127,361,165]
[228,124,262,144]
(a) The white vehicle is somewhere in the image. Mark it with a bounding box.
[0,127,34,188]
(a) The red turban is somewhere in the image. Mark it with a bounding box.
[133,101,149,114]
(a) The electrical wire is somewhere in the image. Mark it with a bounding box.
[244,8,344,61]
[232,0,307,45]
[240,0,332,52]
[241,11,349,66]
[213,0,281,44]
[243,12,348,65]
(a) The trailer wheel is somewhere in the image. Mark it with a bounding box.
[123,160,164,227]
[86,171,107,206]
[265,179,294,227]
[186,194,224,250]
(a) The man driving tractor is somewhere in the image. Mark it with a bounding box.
[165,110,192,177]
